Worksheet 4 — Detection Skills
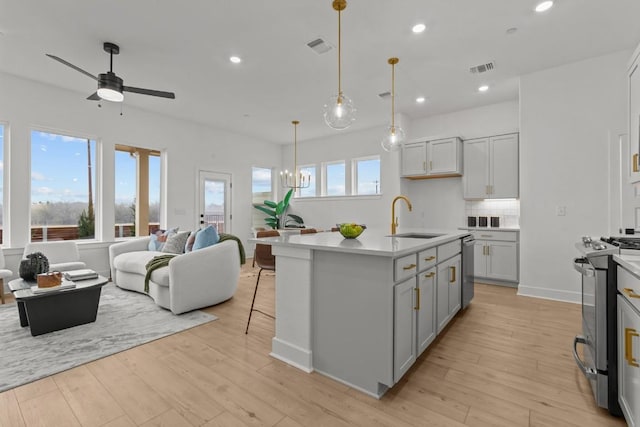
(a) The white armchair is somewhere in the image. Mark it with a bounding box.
[109,236,240,314]
[0,247,13,304]
[23,241,87,272]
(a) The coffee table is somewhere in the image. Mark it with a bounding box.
[8,276,108,336]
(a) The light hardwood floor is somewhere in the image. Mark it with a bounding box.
[0,264,628,426]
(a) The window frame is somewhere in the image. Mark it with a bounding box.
[322,160,347,197]
[352,155,381,196]
[296,164,318,198]
[29,127,100,242]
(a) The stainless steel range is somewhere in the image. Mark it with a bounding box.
[573,236,623,416]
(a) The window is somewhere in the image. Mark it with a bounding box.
[354,156,381,195]
[298,165,317,198]
[0,124,4,244]
[114,145,161,238]
[325,161,346,196]
[252,167,273,228]
[30,130,96,241]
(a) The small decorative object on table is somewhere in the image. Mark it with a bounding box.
[19,252,50,280]
[36,271,63,288]
[338,223,366,239]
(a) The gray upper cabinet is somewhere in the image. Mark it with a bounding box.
[401,137,462,178]
[463,133,519,199]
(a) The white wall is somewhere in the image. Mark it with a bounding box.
[402,101,519,229]
[283,125,402,231]
[519,50,629,302]
[0,72,281,278]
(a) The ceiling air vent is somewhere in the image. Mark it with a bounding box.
[307,38,333,55]
[378,91,391,99]
[469,61,495,74]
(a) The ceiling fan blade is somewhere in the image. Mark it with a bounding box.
[123,85,175,99]
[87,92,100,101]
[45,54,98,81]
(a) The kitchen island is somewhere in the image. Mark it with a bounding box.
[250,228,471,398]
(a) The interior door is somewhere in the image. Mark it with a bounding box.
[198,171,231,234]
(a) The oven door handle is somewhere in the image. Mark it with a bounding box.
[573,335,598,380]
[573,259,595,277]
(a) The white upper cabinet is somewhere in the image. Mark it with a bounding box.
[401,142,427,176]
[464,133,519,199]
[427,138,462,176]
[628,42,640,183]
[401,137,462,178]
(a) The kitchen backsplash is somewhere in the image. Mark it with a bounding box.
[465,199,520,228]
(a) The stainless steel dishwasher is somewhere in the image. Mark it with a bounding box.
[462,235,475,308]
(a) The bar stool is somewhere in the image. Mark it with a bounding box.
[245,230,279,334]
[300,228,318,234]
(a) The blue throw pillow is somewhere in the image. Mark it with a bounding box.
[193,225,219,250]
[148,234,160,251]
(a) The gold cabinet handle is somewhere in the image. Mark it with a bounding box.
[424,272,435,278]
[424,256,436,262]
[414,287,421,311]
[634,153,639,173]
[450,266,456,283]
[423,161,426,171]
[480,234,492,238]
[624,288,640,299]
[403,263,417,271]
[486,185,489,195]
[429,160,433,171]
[625,327,640,367]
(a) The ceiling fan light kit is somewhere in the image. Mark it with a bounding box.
[323,0,356,130]
[46,42,175,103]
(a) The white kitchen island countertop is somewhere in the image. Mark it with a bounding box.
[249,228,470,257]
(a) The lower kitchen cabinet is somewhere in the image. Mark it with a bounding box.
[618,294,640,426]
[437,254,461,333]
[472,230,519,284]
[393,267,437,381]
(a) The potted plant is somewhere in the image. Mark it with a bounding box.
[253,189,305,229]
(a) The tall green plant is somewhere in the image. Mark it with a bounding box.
[253,189,304,229]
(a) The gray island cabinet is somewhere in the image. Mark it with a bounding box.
[250,229,469,398]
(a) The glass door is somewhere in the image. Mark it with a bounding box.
[198,171,231,234]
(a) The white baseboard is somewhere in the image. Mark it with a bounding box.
[517,285,581,304]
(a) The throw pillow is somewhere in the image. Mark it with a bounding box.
[162,231,191,254]
[184,229,199,253]
[193,225,219,250]
[148,227,179,251]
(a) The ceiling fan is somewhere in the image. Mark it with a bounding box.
[46,42,176,102]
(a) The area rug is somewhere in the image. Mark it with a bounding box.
[0,283,216,393]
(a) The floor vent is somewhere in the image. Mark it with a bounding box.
[307,38,333,54]
[469,61,495,74]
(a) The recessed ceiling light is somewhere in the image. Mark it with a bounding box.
[416,96,426,103]
[535,1,554,12]
[229,56,242,64]
[412,23,426,33]
[478,85,489,92]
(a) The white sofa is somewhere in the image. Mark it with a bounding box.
[109,236,240,314]
[23,241,87,272]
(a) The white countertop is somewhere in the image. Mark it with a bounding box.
[459,226,520,231]
[613,254,640,277]
[249,228,471,257]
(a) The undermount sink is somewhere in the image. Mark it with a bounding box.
[389,233,444,239]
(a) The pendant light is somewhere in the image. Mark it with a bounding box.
[280,121,311,189]
[381,57,405,152]
[323,0,356,130]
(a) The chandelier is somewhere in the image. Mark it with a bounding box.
[280,120,311,189]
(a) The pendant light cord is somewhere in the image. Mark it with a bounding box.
[391,62,395,130]
[338,8,342,100]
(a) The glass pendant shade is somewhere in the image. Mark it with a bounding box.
[324,93,356,130]
[381,125,405,152]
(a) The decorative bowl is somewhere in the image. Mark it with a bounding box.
[338,223,366,239]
